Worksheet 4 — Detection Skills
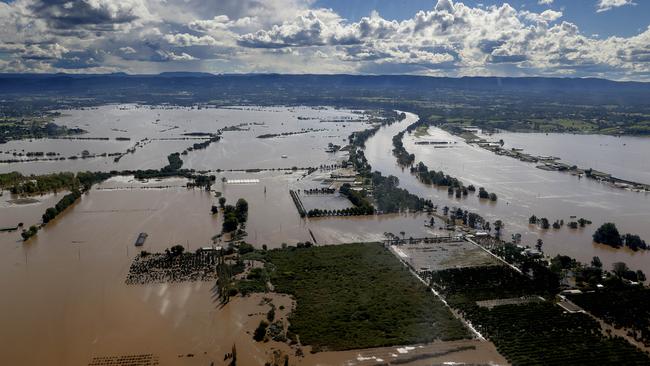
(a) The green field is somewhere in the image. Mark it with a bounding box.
[261,243,471,351]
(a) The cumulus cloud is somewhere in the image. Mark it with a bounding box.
[596,0,636,13]
[28,0,154,30]
[0,0,648,79]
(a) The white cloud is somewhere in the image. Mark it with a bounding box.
[596,0,636,13]
[0,0,647,79]
[163,33,220,47]
[538,0,554,4]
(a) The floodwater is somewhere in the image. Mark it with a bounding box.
[365,112,650,274]
[0,105,368,175]
[0,171,451,365]
[482,131,650,184]
[7,104,649,364]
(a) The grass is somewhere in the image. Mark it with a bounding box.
[413,125,430,137]
[261,243,471,351]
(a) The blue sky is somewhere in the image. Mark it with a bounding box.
[315,0,649,38]
[0,0,648,80]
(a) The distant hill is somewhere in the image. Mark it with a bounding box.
[0,73,649,109]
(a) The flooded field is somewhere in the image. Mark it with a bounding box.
[6,104,650,364]
[392,240,502,272]
[484,131,650,185]
[365,112,650,274]
[0,105,369,175]
[0,172,454,365]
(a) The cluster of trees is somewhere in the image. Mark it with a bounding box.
[187,174,215,190]
[447,207,488,230]
[392,131,415,166]
[306,184,375,217]
[371,172,432,213]
[222,198,249,233]
[42,189,82,224]
[0,118,85,143]
[568,218,592,229]
[20,225,38,241]
[413,162,463,188]
[346,148,371,176]
[477,187,497,201]
[3,171,112,195]
[568,286,650,346]
[257,128,324,139]
[593,223,648,250]
[260,243,470,351]
[339,183,374,214]
[529,215,593,230]
[302,187,336,195]
[162,152,183,172]
[7,172,76,194]
[348,126,380,147]
[427,263,650,365]
[181,134,221,154]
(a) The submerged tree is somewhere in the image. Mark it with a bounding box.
[593,223,622,247]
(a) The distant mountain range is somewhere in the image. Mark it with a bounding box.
[1,73,649,107]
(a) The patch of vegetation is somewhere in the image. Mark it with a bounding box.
[126,246,220,284]
[338,183,374,214]
[20,225,38,241]
[370,172,432,213]
[262,243,470,351]
[221,198,249,233]
[568,287,650,346]
[428,265,650,365]
[0,116,85,143]
[427,265,558,309]
[412,162,462,188]
[162,152,183,172]
[474,302,649,365]
[42,189,81,224]
[593,223,648,250]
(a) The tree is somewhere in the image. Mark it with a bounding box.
[230,343,237,366]
[489,192,498,201]
[253,320,268,341]
[529,215,538,224]
[478,187,489,199]
[536,239,543,251]
[612,262,629,278]
[211,205,219,215]
[494,220,503,237]
[42,207,58,223]
[169,244,185,256]
[591,256,602,269]
[21,225,38,241]
[539,218,550,229]
[623,234,647,251]
[223,215,239,233]
[593,223,622,247]
[235,198,248,223]
[219,197,226,209]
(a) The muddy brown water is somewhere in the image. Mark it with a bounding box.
[0,106,369,175]
[0,174,454,365]
[365,112,650,274]
[7,105,648,364]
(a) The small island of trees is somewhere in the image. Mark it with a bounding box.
[593,223,648,251]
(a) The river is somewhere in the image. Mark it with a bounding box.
[364,112,650,274]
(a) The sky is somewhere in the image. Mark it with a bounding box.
[0,0,649,80]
